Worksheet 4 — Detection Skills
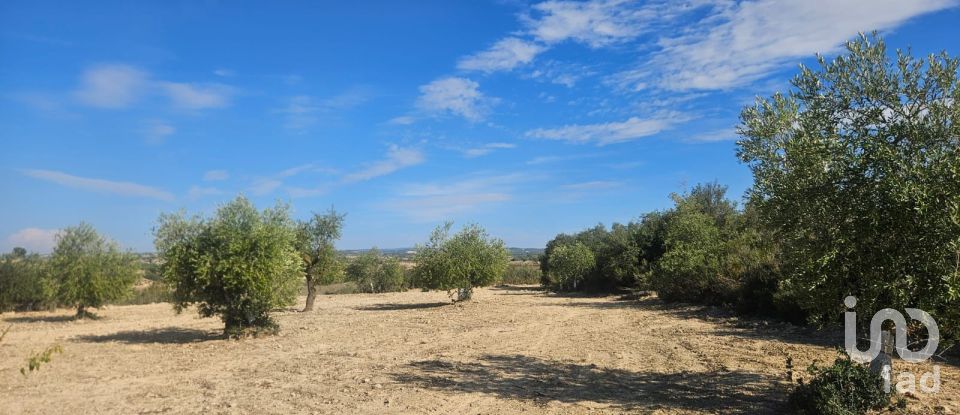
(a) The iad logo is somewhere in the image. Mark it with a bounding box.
[844,296,941,394]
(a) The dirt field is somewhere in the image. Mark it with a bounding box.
[1,286,957,414]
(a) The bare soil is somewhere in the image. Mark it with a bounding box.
[1,286,957,414]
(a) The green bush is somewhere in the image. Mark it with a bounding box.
[114,282,174,305]
[154,196,302,338]
[501,262,541,285]
[346,248,407,293]
[789,352,892,415]
[544,242,595,291]
[0,249,55,312]
[51,224,139,318]
[412,222,510,301]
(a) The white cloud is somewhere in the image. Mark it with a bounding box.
[416,77,497,122]
[278,89,373,132]
[250,179,283,196]
[213,69,234,77]
[279,95,321,131]
[524,0,659,47]
[383,174,528,222]
[526,114,685,145]
[203,170,229,181]
[144,121,175,144]
[620,0,955,91]
[561,180,622,190]
[342,145,425,183]
[187,186,224,199]
[462,142,517,158]
[458,38,546,73]
[388,115,416,125]
[74,64,148,108]
[6,228,60,253]
[22,169,175,201]
[161,82,232,109]
[689,129,737,142]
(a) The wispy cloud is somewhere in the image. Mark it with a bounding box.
[203,170,229,181]
[526,113,687,145]
[458,38,545,73]
[161,82,233,109]
[187,185,225,199]
[561,180,622,190]
[615,0,956,91]
[416,77,497,122]
[22,169,175,201]
[278,88,374,132]
[688,128,737,143]
[382,173,531,222]
[462,142,517,158]
[388,115,416,125]
[523,0,661,47]
[6,228,60,253]
[246,163,335,196]
[143,120,176,144]
[72,63,236,110]
[73,64,148,108]
[342,145,425,183]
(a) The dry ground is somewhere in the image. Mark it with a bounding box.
[1,286,957,414]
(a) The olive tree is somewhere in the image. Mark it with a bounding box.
[346,248,406,293]
[737,34,960,337]
[545,242,595,291]
[154,196,302,337]
[295,208,346,311]
[412,223,510,301]
[50,224,139,318]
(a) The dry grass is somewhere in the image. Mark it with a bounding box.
[1,286,956,414]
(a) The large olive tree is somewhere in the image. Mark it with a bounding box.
[154,196,302,337]
[294,208,345,311]
[51,224,139,318]
[737,34,960,338]
[412,223,510,301]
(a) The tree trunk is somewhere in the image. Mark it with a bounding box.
[303,277,317,312]
[76,305,87,319]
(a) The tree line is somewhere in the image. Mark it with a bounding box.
[540,35,959,344]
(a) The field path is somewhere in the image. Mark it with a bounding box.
[1,286,957,414]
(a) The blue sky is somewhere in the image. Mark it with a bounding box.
[1,0,958,252]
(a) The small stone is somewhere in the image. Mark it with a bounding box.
[374,384,383,389]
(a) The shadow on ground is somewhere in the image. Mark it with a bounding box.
[560,295,842,349]
[3,314,77,323]
[354,302,450,311]
[393,354,786,413]
[75,327,222,344]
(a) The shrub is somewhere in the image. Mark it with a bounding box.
[347,248,406,293]
[154,196,302,338]
[501,262,541,285]
[0,249,55,312]
[544,242,595,291]
[412,222,510,301]
[789,351,892,415]
[50,224,139,318]
[114,282,174,305]
[20,344,63,376]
